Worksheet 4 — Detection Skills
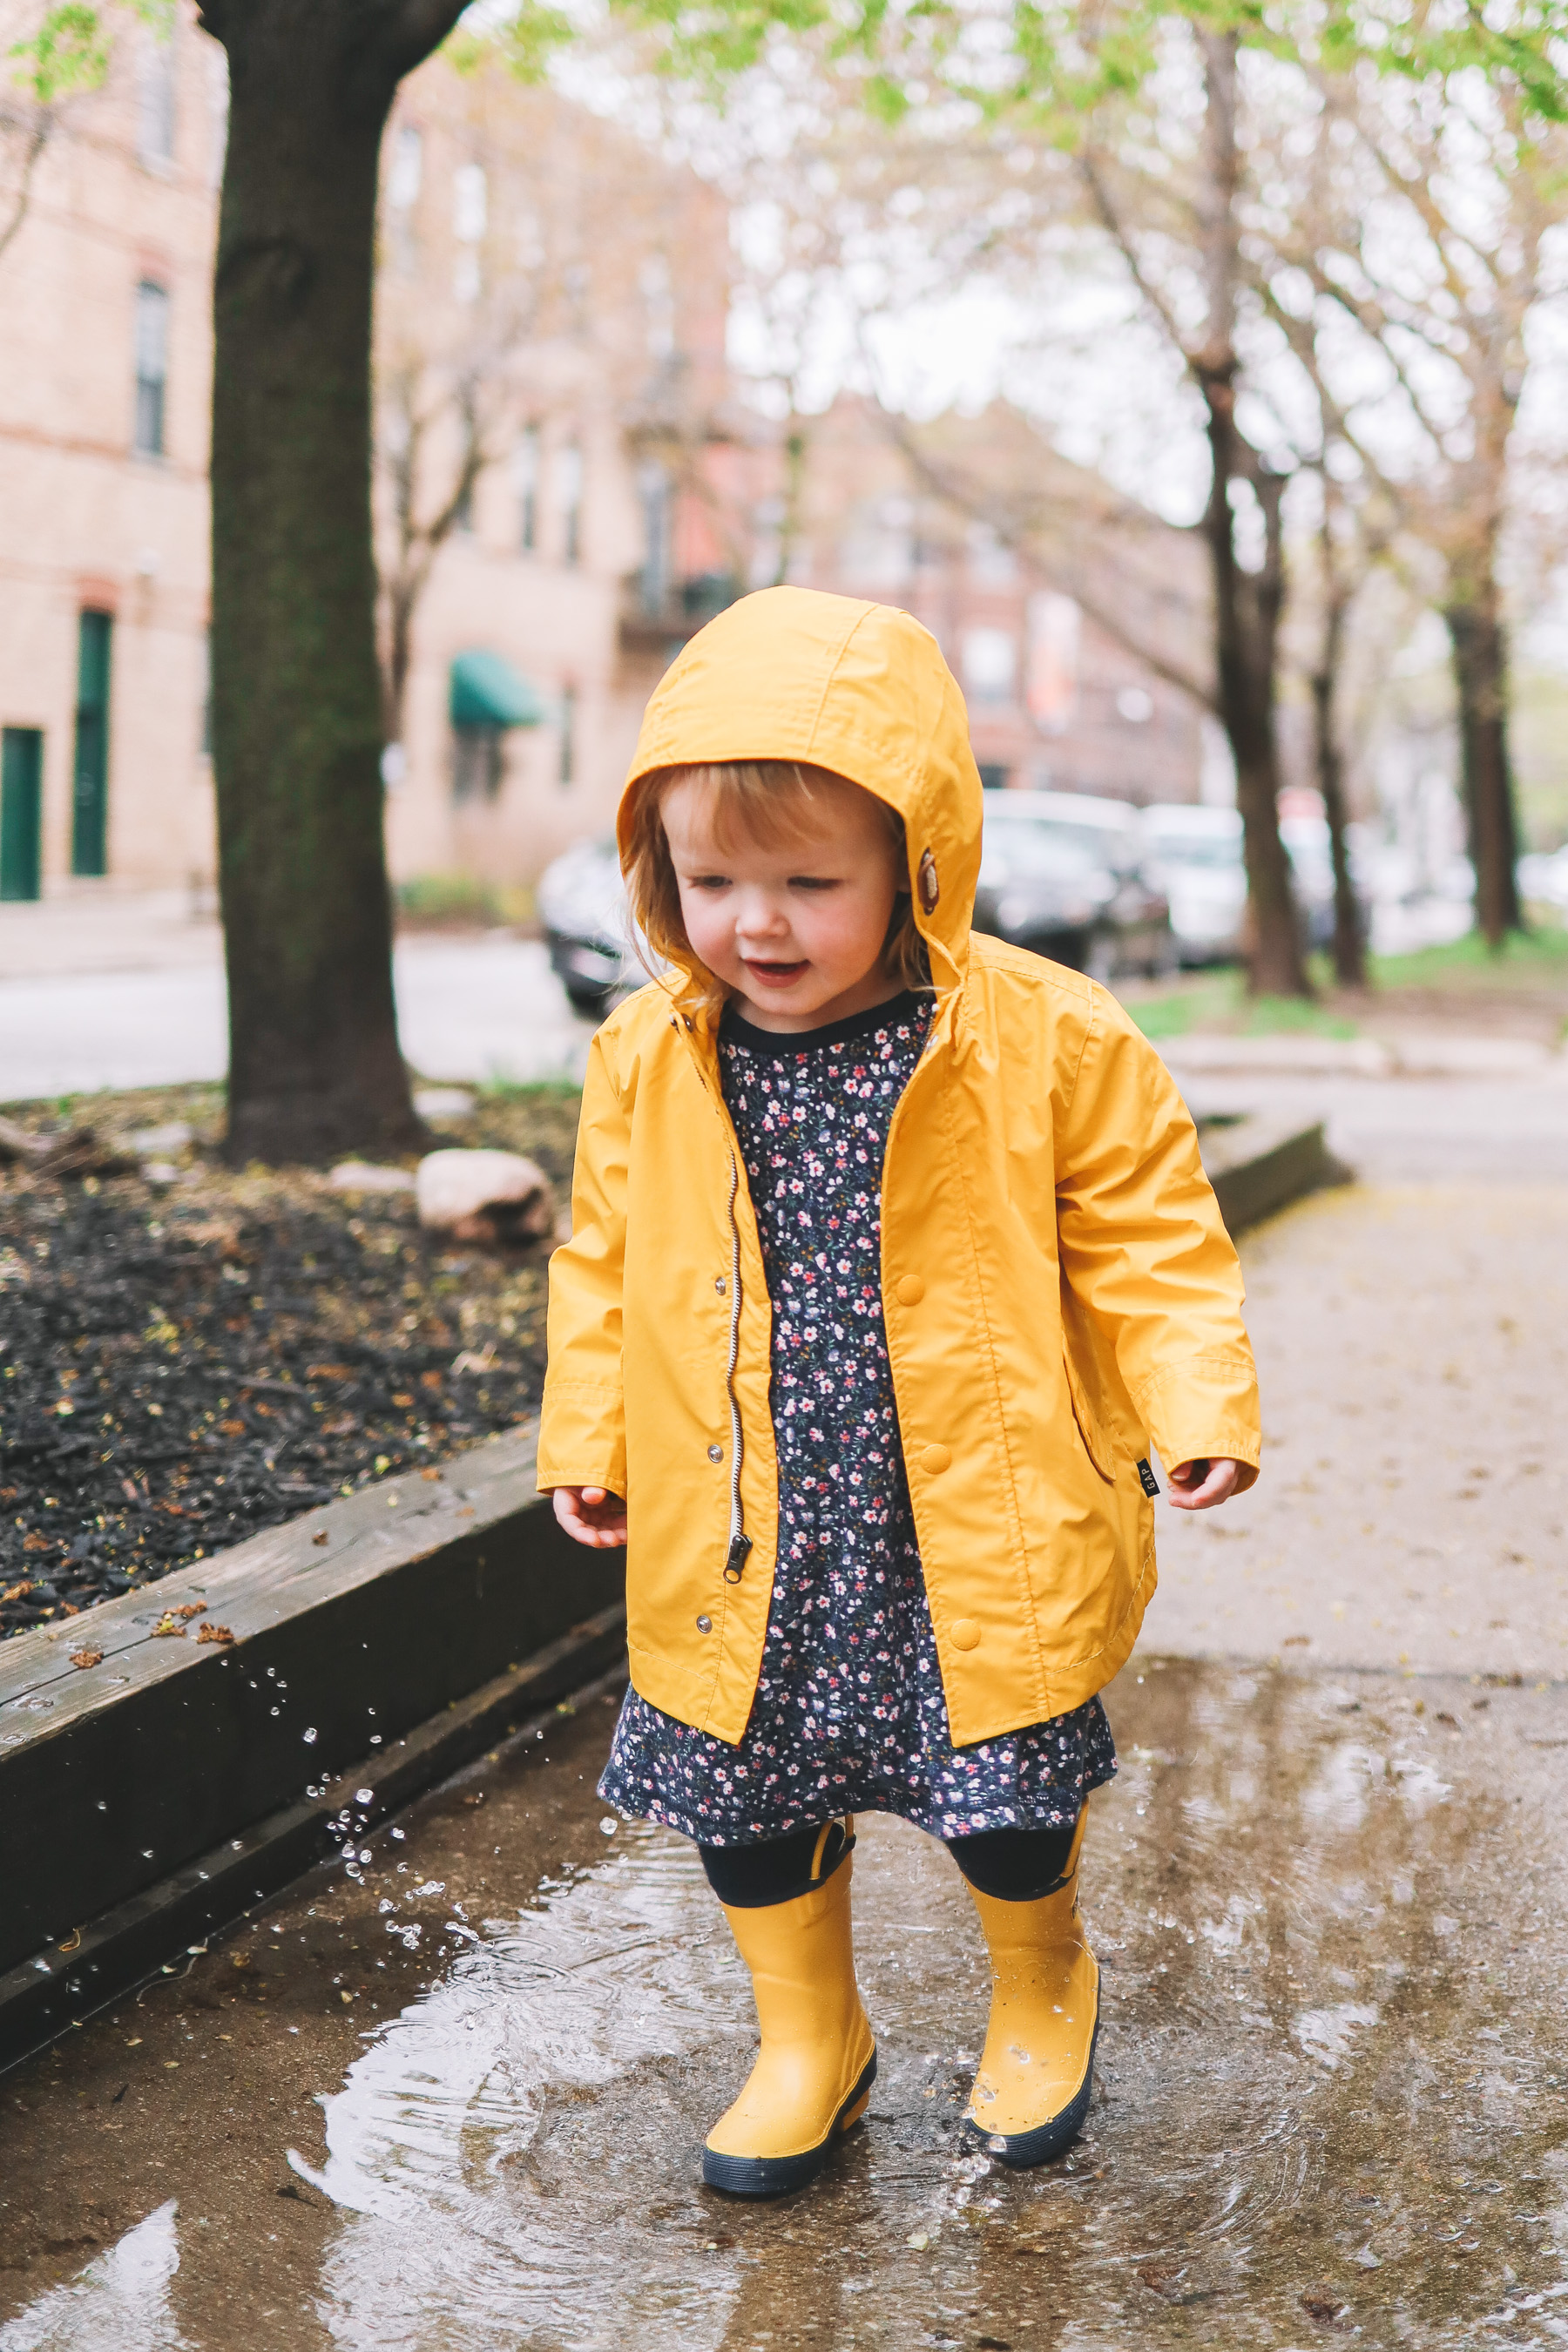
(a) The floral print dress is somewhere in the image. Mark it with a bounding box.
[598,989,1117,1846]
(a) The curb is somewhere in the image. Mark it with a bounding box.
[0,1422,623,2072]
[1200,1114,1341,1234]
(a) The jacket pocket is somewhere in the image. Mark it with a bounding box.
[1062,1341,1117,1483]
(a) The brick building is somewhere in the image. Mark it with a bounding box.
[0,7,221,901]
[0,13,742,904]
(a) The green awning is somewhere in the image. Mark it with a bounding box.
[449,649,546,731]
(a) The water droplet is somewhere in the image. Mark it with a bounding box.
[302,1727,318,1744]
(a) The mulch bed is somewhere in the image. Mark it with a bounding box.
[0,1084,581,1640]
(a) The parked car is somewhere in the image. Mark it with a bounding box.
[974,791,1174,980]
[1280,814,1377,954]
[1519,847,1568,913]
[536,835,643,1015]
[1138,804,1247,966]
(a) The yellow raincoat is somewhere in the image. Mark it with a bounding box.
[538,587,1260,1748]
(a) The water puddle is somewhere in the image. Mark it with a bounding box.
[8,1661,1568,2349]
[0,2202,187,2352]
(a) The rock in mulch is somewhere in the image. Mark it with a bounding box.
[416,1151,557,1247]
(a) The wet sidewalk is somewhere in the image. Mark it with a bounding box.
[3,1656,1566,2352]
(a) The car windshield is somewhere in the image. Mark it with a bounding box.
[983,820,1117,878]
[1144,828,1241,870]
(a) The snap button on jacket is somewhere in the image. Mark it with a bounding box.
[538,587,1261,1750]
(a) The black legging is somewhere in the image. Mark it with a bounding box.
[698,1814,1078,1909]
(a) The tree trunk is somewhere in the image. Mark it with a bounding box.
[200,1,463,1164]
[1445,560,1523,947]
[1194,30,1308,1001]
[1310,559,1367,989]
[1201,389,1309,997]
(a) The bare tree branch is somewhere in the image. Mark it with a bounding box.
[0,105,49,267]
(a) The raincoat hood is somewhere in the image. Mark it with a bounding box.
[618,585,982,998]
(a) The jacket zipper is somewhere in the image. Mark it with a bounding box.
[722,1148,753,1583]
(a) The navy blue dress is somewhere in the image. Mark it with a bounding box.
[598,990,1117,1845]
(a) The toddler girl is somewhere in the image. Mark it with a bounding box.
[541,585,1259,2198]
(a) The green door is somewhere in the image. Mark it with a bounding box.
[71,609,112,877]
[1,728,43,901]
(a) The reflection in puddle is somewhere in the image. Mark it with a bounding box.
[0,2201,186,2352]
[291,1663,1568,2349]
[294,1832,754,2349]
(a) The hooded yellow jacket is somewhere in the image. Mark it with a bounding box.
[538,586,1260,1749]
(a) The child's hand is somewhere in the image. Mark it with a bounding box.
[1166,1457,1244,1512]
[551,1486,629,1547]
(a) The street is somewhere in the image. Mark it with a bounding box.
[3,1123,1566,2346]
[0,901,598,1099]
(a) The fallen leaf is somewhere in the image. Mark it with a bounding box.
[3,1579,34,1602]
[196,1623,233,1645]
[312,1531,329,1547]
[1301,2288,1350,2329]
[69,1647,104,1670]
[57,1929,81,1953]
[421,1466,442,1480]
[174,1601,206,1619]
[151,1617,186,1638]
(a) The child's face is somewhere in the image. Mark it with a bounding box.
[662,771,908,1031]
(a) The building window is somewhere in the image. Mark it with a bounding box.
[133,280,169,457]
[453,727,503,802]
[515,426,539,551]
[962,625,1017,706]
[137,28,176,166]
[639,252,674,359]
[558,443,583,566]
[638,461,669,613]
[72,612,113,877]
[966,522,1017,586]
[1,729,44,902]
[1026,592,1080,735]
[388,125,423,211]
[453,161,486,303]
[558,686,576,788]
[206,46,228,189]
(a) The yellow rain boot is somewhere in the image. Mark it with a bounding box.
[703,1818,877,2197]
[963,1810,1099,2167]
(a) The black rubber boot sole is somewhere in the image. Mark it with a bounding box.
[702,2049,877,2199]
[963,2010,1100,2169]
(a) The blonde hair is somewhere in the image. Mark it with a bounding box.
[623,760,929,1007]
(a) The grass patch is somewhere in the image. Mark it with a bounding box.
[1125,968,1357,1040]
[395,872,534,929]
[1369,922,1568,992]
